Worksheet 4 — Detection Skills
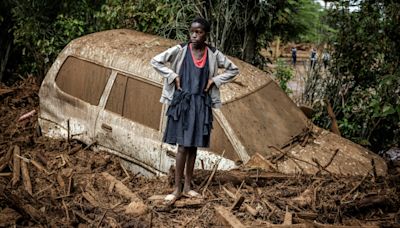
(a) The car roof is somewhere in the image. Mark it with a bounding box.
[64,29,272,104]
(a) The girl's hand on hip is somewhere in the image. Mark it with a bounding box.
[204,79,214,92]
[175,76,182,90]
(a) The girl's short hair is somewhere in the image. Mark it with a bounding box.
[191,17,211,33]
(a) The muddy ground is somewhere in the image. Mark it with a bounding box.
[1,77,400,227]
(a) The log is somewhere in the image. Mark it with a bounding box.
[12,145,21,186]
[21,161,32,195]
[193,169,295,187]
[295,212,318,220]
[0,146,13,172]
[31,159,50,175]
[202,150,225,195]
[81,190,109,208]
[175,198,204,208]
[244,204,259,217]
[147,195,165,202]
[245,153,276,172]
[214,206,245,228]
[36,151,48,166]
[342,195,391,213]
[292,188,313,207]
[0,172,12,177]
[0,208,22,227]
[230,195,245,211]
[101,172,147,216]
[283,206,292,225]
[68,145,82,155]
[57,173,66,193]
[1,187,47,224]
[222,186,259,217]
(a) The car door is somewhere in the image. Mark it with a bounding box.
[94,71,166,176]
[40,56,111,144]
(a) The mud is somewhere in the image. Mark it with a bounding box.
[0,77,399,227]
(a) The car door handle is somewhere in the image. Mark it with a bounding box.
[101,123,112,132]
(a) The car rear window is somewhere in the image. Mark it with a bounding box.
[221,82,308,156]
[55,56,111,105]
[105,73,162,130]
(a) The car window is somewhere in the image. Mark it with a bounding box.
[105,73,162,130]
[105,74,127,115]
[221,82,308,156]
[55,56,111,105]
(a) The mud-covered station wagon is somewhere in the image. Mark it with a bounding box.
[38,29,387,177]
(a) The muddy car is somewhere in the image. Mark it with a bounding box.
[38,29,387,176]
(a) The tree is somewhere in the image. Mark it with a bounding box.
[1,0,315,83]
[309,0,400,152]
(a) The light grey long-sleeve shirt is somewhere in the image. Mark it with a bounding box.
[150,44,239,108]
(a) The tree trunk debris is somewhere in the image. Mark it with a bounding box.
[0,76,399,227]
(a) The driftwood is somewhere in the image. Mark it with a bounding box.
[0,208,22,227]
[101,172,147,216]
[0,172,12,177]
[230,194,245,211]
[202,150,225,195]
[82,191,101,208]
[21,161,32,195]
[1,186,47,224]
[192,169,295,187]
[0,146,13,172]
[283,206,292,225]
[31,159,50,175]
[175,198,204,208]
[215,206,245,228]
[342,195,392,213]
[12,145,21,186]
[222,186,259,216]
[35,151,48,166]
[68,144,82,155]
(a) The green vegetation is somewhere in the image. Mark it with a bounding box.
[274,59,293,94]
[0,0,317,82]
[308,0,400,152]
[274,0,328,43]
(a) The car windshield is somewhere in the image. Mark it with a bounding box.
[220,81,308,157]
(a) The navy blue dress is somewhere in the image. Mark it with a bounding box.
[163,46,213,147]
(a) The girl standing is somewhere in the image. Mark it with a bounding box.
[151,17,239,204]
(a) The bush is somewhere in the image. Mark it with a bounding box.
[274,59,293,94]
[308,1,400,152]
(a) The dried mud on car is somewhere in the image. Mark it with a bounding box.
[0,77,399,227]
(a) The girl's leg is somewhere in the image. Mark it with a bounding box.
[183,146,197,193]
[173,145,187,196]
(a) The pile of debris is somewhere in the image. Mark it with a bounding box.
[0,77,399,227]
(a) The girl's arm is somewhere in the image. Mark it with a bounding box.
[211,51,239,88]
[150,45,180,85]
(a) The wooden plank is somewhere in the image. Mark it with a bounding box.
[175,198,204,208]
[283,206,292,225]
[223,186,259,217]
[0,146,13,172]
[101,172,147,216]
[12,145,21,186]
[230,195,245,211]
[214,206,245,228]
[21,161,32,195]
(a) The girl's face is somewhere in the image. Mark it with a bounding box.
[189,22,207,47]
